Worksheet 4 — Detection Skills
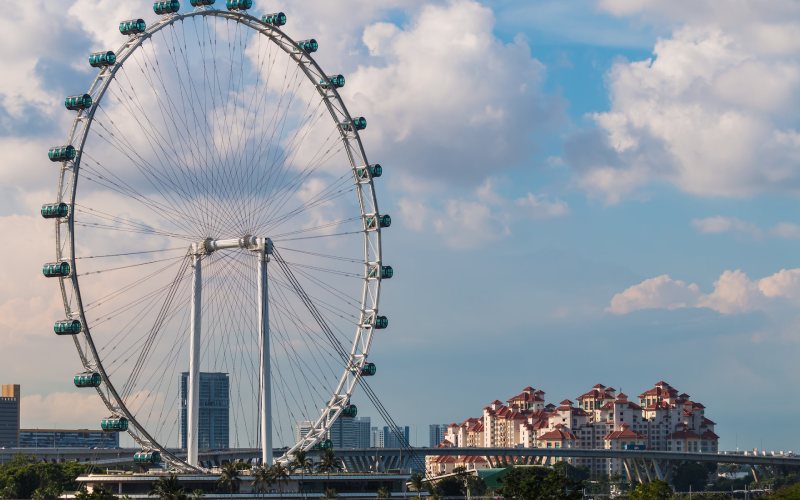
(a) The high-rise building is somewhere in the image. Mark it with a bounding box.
[19,429,119,448]
[382,425,410,448]
[429,424,447,447]
[0,384,20,448]
[370,426,384,448]
[329,416,371,449]
[180,372,229,450]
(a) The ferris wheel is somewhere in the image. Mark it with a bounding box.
[43,0,391,472]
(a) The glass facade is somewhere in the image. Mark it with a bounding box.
[19,429,119,448]
[0,385,20,448]
[180,372,229,450]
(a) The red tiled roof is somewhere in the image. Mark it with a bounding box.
[702,417,716,426]
[701,429,719,440]
[593,383,606,389]
[560,399,573,405]
[540,427,577,441]
[605,425,645,441]
[670,430,701,440]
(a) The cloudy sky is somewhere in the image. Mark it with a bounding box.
[2,0,800,451]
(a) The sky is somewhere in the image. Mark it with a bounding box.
[1,0,800,452]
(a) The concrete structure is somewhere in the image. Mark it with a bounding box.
[0,384,20,448]
[180,372,229,450]
[370,426,384,448]
[440,381,719,477]
[429,424,447,448]
[19,429,119,448]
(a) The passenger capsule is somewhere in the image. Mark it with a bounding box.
[74,372,102,388]
[365,213,391,230]
[296,39,318,53]
[190,0,216,5]
[262,12,286,26]
[341,404,358,418]
[101,416,129,432]
[356,164,382,180]
[314,439,333,450]
[374,316,388,329]
[54,319,82,335]
[226,0,252,11]
[134,450,161,464]
[341,117,367,131]
[42,261,71,278]
[48,145,76,162]
[41,203,70,219]
[89,51,116,68]
[65,94,92,111]
[320,74,345,89]
[361,362,376,377]
[153,0,180,15]
[119,19,146,36]
[368,265,393,279]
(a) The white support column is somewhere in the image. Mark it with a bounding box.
[258,238,273,465]
[187,251,202,467]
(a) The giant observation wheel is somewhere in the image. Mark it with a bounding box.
[43,0,391,472]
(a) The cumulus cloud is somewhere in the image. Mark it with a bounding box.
[569,3,800,202]
[608,268,800,315]
[22,392,108,429]
[691,216,762,239]
[399,179,568,249]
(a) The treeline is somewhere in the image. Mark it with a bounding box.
[0,455,89,499]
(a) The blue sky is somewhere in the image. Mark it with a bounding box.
[2,0,800,452]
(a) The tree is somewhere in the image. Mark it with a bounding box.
[190,489,205,499]
[252,465,274,494]
[75,485,117,500]
[323,487,338,498]
[629,480,673,500]
[408,473,426,498]
[291,450,313,494]
[216,461,242,494]
[497,466,583,499]
[376,485,391,499]
[317,448,342,478]
[772,482,800,499]
[270,462,290,499]
[0,455,89,499]
[149,475,188,500]
[672,461,711,492]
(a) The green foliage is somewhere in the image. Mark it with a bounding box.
[317,448,341,475]
[216,462,241,494]
[672,461,712,492]
[496,465,584,499]
[252,465,274,493]
[772,482,800,499]
[149,475,187,500]
[408,473,425,497]
[75,485,117,500]
[376,485,391,499]
[0,455,89,499]
[629,479,673,500]
[323,487,338,498]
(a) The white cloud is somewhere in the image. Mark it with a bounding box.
[770,222,800,240]
[400,179,568,249]
[22,392,108,429]
[609,268,800,315]
[691,216,761,238]
[570,6,800,202]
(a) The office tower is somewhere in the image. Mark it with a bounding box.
[429,423,447,447]
[180,372,229,450]
[0,384,20,448]
[19,429,119,448]
[383,425,410,448]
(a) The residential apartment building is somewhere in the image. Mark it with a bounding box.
[0,384,20,448]
[433,381,718,477]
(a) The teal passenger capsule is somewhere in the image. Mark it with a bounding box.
[374,316,388,329]
[341,404,358,418]
[153,0,180,15]
[262,12,286,26]
[356,164,382,180]
[296,39,318,53]
[41,203,69,219]
[101,416,129,432]
[361,362,376,376]
[314,438,333,450]
[89,51,116,68]
[54,319,82,335]
[368,265,393,279]
[226,0,252,10]
[48,145,76,162]
[320,74,345,89]
[365,213,391,230]
[119,19,146,36]
[341,117,366,131]
[42,261,70,278]
[134,450,161,463]
[65,94,92,111]
[74,372,102,388]
[190,0,216,5]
